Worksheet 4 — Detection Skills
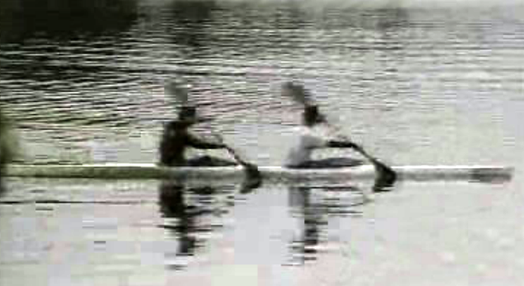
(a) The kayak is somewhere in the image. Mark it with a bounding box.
[3,164,514,182]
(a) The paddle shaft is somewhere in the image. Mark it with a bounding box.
[324,116,391,163]
[205,127,262,192]
[322,121,380,164]
[201,125,259,173]
[213,133,249,166]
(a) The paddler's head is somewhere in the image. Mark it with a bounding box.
[178,105,198,123]
[303,105,325,126]
[281,81,311,106]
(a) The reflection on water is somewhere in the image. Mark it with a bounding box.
[0,177,519,284]
[287,184,367,265]
[158,181,227,266]
[155,177,371,269]
[157,172,262,270]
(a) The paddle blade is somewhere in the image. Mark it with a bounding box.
[240,164,263,193]
[347,143,397,192]
[372,162,397,192]
[281,81,314,106]
[165,81,190,105]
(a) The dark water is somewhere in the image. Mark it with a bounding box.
[1,0,524,285]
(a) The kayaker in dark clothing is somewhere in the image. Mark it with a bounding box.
[0,108,16,194]
[159,105,238,167]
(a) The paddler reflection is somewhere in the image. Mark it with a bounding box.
[157,173,261,268]
[286,183,370,265]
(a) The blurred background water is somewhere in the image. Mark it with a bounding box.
[0,0,523,285]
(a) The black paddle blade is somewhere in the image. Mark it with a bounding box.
[240,165,263,194]
[244,163,262,180]
[372,163,397,192]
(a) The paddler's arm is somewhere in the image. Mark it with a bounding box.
[187,134,227,150]
[327,140,359,149]
[305,132,359,150]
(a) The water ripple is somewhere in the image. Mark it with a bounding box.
[0,4,522,166]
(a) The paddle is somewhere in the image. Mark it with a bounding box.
[208,133,262,192]
[164,81,262,188]
[281,82,396,192]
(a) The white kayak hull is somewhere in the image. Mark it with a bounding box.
[3,164,514,182]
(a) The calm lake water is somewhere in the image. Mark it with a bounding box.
[1,0,524,285]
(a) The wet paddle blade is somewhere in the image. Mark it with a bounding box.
[240,165,263,193]
[328,124,397,192]
[372,160,397,192]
